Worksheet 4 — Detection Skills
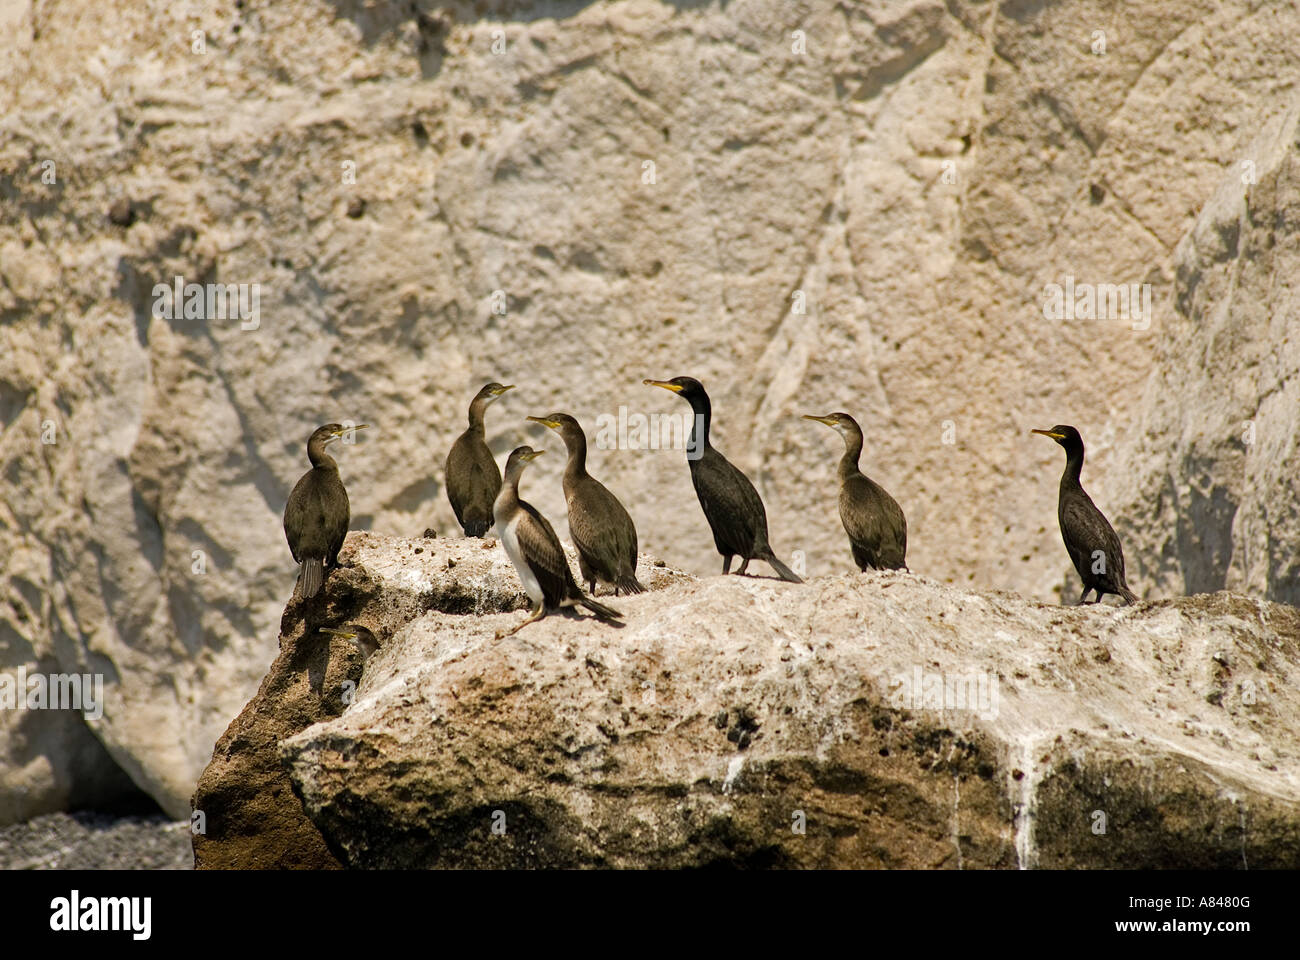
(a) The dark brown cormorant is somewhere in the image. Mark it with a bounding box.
[446,382,513,537]
[319,624,380,661]
[643,377,802,583]
[802,412,907,571]
[283,422,367,598]
[493,446,623,636]
[1032,425,1138,605]
[526,413,645,595]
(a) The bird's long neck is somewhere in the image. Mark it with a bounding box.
[467,396,490,434]
[838,422,864,482]
[1060,445,1084,489]
[686,393,712,455]
[496,465,523,513]
[561,427,588,482]
[307,437,337,470]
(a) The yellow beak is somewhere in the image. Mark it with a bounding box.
[526,416,561,429]
[643,379,683,392]
[1031,429,1066,440]
[802,414,837,427]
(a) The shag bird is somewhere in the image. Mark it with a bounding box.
[319,623,380,661]
[1032,425,1137,605]
[493,446,624,636]
[643,377,802,582]
[526,413,645,595]
[446,382,513,537]
[802,412,907,571]
[284,422,367,598]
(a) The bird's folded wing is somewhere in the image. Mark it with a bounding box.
[517,502,575,597]
[570,481,637,564]
[693,456,765,537]
[1061,496,1123,569]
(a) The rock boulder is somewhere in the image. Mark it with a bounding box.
[195,533,1300,868]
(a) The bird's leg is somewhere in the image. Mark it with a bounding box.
[496,601,546,640]
[722,555,733,575]
[1078,586,1092,605]
[737,558,751,576]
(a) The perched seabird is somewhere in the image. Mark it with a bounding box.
[283,422,367,598]
[643,377,802,582]
[802,412,907,571]
[493,446,623,636]
[1032,424,1137,604]
[526,412,645,595]
[319,624,380,661]
[446,382,513,537]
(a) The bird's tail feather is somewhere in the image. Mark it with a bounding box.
[1120,585,1138,605]
[765,552,804,584]
[299,558,324,598]
[580,595,624,622]
[617,575,646,595]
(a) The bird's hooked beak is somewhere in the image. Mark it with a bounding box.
[320,625,379,656]
[522,448,545,462]
[328,423,368,443]
[319,626,358,641]
[526,415,561,430]
[802,414,839,428]
[643,379,683,392]
[490,384,515,398]
[1031,428,1066,440]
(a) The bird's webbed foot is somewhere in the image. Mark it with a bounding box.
[495,601,546,640]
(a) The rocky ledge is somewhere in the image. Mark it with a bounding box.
[192,533,1300,869]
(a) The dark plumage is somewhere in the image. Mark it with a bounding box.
[803,412,907,571]
[643,377,802,583]
[493,446,623,637]
[1033,424,1138,605]
[446,382,513,537]
[526,413,645,595]
[284,422,366,598]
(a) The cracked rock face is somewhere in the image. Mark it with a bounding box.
[1110,98,1300,605]
[3,0,1300,824]
[193,534,1300,868]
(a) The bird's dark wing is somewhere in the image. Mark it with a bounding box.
[840,475,907,570]
[691,448,768,557]
[326,481,350,566]
[447,433,501,535]
[517,499,580,606]
[444,434,473,527]
[464,448,501,529]
[284,469,349,563]
[283,472,313,562]
[1060,492,1125,588]
[568,476,639,582]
